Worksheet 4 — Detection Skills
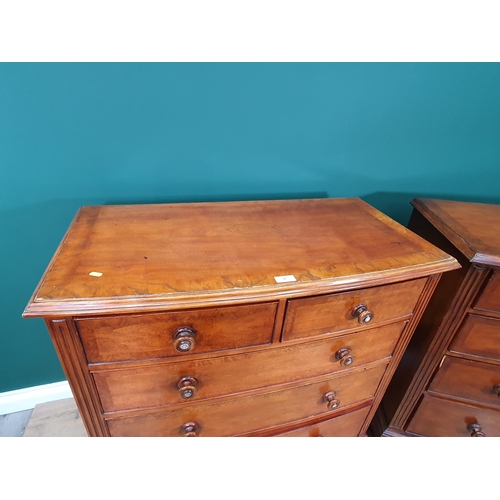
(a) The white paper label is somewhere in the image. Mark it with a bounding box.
[274,275,297,283]
[89,271,103,277]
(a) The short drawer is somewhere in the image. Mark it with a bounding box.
[406,395,500,437]
[449,314,500,362]
[275,405,371,437]
[474,272,500,314]
[76,302,277,363]
[428,356,500,408]
[93,322,405,412]
[105,363,387,436]
[282,278,426,341]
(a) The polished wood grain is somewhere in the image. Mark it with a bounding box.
[474,272,500,313]
[427,356,500,407]
[92,322,405,412]
[378,208,475,427]
[411,198,500,267]
[76,302,277,363]
[23,198,459,437]
[23,198,457,317]
[376,198,500,437]
[105,363,387,437]
[46,319,109,436]
[406,395,500,437]
[449,314,500,362]
[276,405,371,437]
[282,278,425,341]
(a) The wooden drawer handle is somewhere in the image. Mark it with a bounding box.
[173,326,196,353]
[335,346,355,367]
[493,384,500,397]
[181,421,199,437]
[352,304,374,325]
[467,423,486,437]
[323,391,340,409]
[177,376,198,399]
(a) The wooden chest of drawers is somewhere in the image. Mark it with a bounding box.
[374,198,500,437]
[23,198,458,437]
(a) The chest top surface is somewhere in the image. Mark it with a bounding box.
[411,198,500,266]
[24,198,458,317]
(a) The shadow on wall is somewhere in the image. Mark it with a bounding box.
[104,191,330,206]
[362,191,500,226]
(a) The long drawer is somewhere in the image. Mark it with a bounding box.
[105,364,387,437]
[406,395,500,437]
[93,322,405,412]
[276,406,371,437]
[282,278,425,341]
[76,302,278,362]
[449,314,500,362]
[428,356,500,408]
[473,271,500,314]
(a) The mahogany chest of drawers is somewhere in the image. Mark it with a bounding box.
[375,198,500,437]
[23,198,458,437]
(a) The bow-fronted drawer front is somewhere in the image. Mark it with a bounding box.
[76,302,278,363]
[282,278,426,341]
[407,395,500,437]
[92,321,405,412]
[105,363,387,437]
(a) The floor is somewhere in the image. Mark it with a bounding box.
[0,408,33,437]
[0,398,87,437]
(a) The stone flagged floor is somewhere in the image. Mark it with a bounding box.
[0,409,33,436]
[0,398,87,437]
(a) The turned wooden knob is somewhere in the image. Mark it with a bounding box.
[173,326,196,352]
[177,376,198,399]
[323,391,340,409]
[352,304,374,325]
[335,346,355,367]
[493,384,500,397]
[467,423,485,437]
[181,421,199,437]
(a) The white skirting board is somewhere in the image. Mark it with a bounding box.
[0,381,73,415]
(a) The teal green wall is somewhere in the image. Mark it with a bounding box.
[1,63,500,393]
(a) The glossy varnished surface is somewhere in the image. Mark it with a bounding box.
[449,314,500,362]
[282,278,425,341]
[23,198,457,317]
[105,363,387,437]
[23,198,459,437]
[276,405,372,437]
[377,198,500,437]
[406,395,500,437]
[474,272,500,313]
[427,356,500,408]
[76,302,277,363]
[92,322,405,412]
[411,198,500,267]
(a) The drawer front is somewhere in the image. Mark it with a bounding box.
[428,356,500,408]
[282,278,426,341]
[276,406,371,437]
[406,395,500,437]
[105,364,387,437]
[76,302,278,363]
[474,272,500,314]
[94,322,405,412]
[449,314,500,362]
